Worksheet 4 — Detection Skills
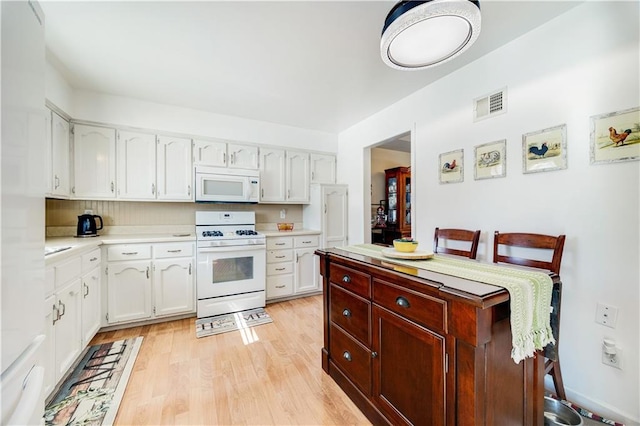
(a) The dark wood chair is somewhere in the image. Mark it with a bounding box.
[433,228,481,259]
[493,231,567,400]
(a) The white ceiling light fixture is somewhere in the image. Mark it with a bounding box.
[381,0,481,71]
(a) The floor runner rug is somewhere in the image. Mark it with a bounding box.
[44,337,143,426]
[196,307,272,338]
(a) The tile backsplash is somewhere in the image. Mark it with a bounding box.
[46,199,303,236]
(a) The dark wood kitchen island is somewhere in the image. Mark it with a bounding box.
[317,247,547,426]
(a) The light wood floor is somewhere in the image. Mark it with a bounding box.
[90,295,372,425]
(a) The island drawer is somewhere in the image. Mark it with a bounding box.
[373,279,446,333]
[330,324,372,397]
[329,263,371,298]
[330,284,371,346]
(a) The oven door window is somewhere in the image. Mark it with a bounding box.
[212,256,253,284]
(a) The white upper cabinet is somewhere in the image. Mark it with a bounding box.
[260,148,309,204]
[117,131,157,200]
[259,148,286,202]
[48,111,70,198]
[193,139,227,167]
[228,143,259,169]
[45,111,52,194]
[310,153,336,184]
[72,124,116,199]
[286,150,310,203]
[157,135,192,200]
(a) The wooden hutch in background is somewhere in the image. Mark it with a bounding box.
[372,166,411,245]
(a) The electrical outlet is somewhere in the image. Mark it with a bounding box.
[595,303,618,328]
[602,347,622,370]
[280,209,286,219]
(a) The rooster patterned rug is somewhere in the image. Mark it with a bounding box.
[44,337,143,426]
[196,307,273,338]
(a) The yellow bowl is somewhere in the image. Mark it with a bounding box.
[393,239,418,253]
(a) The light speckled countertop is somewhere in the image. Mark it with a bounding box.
[260,229,320,237]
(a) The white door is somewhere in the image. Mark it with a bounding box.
[286,150,310,203]
[259,148,286,202]
[294,248,319,293]
[153,258,194,317]
[117,131,156,199]
[193,139,227,167]
[107,261,152,323]
[51,112,70,197]
[72,124,116,199]
[80,266,101,346]
[53,279,82,383]
[323,185,349,248]
[229,143,258,169]
[310,153,336,184]
[157,135,192,200]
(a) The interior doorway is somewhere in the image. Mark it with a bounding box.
[365,131,412,245]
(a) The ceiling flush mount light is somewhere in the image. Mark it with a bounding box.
[381,0,481,70]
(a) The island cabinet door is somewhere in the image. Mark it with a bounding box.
[372,305,446,426]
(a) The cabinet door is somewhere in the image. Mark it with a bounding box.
[153,258,194,317]
[117,131,156,199]
[81,266,101,346]
[286,150,310,203]
[294,248,319,294]
[372,306,445,426]
[259,147,286,202]
[43,294,56,398]
[194,139,227,166]
[54,279,82,383]
[45,110,52,194]
[323,185,348,248]
[157,135,192,200]
[310,153,336,184]
[50,111,70,197]
[107,260,152,323]
[229,143,258,169]
[72,124,116,199]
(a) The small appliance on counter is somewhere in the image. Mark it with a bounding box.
[76,210,103,237]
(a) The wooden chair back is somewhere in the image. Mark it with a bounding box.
[492,231,565,274]
[433,228,481,259]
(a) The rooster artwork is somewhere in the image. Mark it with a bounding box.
[528,142,549,158]
[608,127,633,147]
[442,158,457,172]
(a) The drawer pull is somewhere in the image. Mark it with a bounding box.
[58,300,66,318]
[52,304,60,325]
[396,296,411,308]
[342,275,351,283]
[275,285,286,289]
[343,351,352,362]
[275,255,286,259]
[122,252,138,255]
[83,283,89,298]
[275,243,286,246]
[275,267,286,271]
[302,240,312,244]
[167,249,182,253]
[89,257,98,262]
[372,352,378,358]
[342,309,352,318]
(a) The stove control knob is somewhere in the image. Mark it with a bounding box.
[202,231,207,237]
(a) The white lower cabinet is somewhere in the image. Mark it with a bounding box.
[266,234,319,300]
[81,249,102,346]
[105,242,194,325]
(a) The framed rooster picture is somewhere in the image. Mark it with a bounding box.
[590,106,640,164]
[522,124,567,174]
[439,149,463,184]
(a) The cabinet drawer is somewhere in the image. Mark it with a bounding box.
[54,256,82,289]
[373,279,446,333]
[267,275,293,298]
[107,244,152,261]
[267,237,293,250]
[154,242,194,259]
[267,249,294,263]
[329,263,371,298]
[330,324,371,396]
[294,235,319,248]
[330,284,371,346]
[267,262,293,275]
[81,248,101,272]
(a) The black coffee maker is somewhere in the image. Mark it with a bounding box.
[76,211,103,237]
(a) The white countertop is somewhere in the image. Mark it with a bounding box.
[261,229,320,237]
[45,233,196,264]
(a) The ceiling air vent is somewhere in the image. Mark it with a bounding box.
[474,88,507,122]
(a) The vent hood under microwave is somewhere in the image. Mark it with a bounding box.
[195,166,260,203]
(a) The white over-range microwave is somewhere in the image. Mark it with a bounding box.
[195,166,260,203]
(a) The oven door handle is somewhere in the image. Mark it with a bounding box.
[197,244,266,253]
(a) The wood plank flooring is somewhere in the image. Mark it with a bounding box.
[90,295,372,425]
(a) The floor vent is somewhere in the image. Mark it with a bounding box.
[474,88,507,121]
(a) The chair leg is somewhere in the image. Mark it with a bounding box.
[550,359,566,401]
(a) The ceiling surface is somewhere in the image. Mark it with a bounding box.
[41,1,582,134]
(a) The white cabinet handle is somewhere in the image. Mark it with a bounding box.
[151,183,155,195]
[275,285,285,289]
[111,182,114,193]
[223,152,226,164]
[146,267,150,279]
[275,267,286,271]
[89,257,98,262]
[122,252,138,255]
[57,300,66,318]
[189,263,192,275]
[52,304,60,325]
[83,282,89,298]
[167,249,182,253]
[54,175,60,189]
[275,255,286,259]
[187,185,191,196]
[275,243,285,246]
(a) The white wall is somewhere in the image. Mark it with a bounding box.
[338,2,639,424]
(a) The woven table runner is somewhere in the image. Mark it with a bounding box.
[337,244,555,363]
